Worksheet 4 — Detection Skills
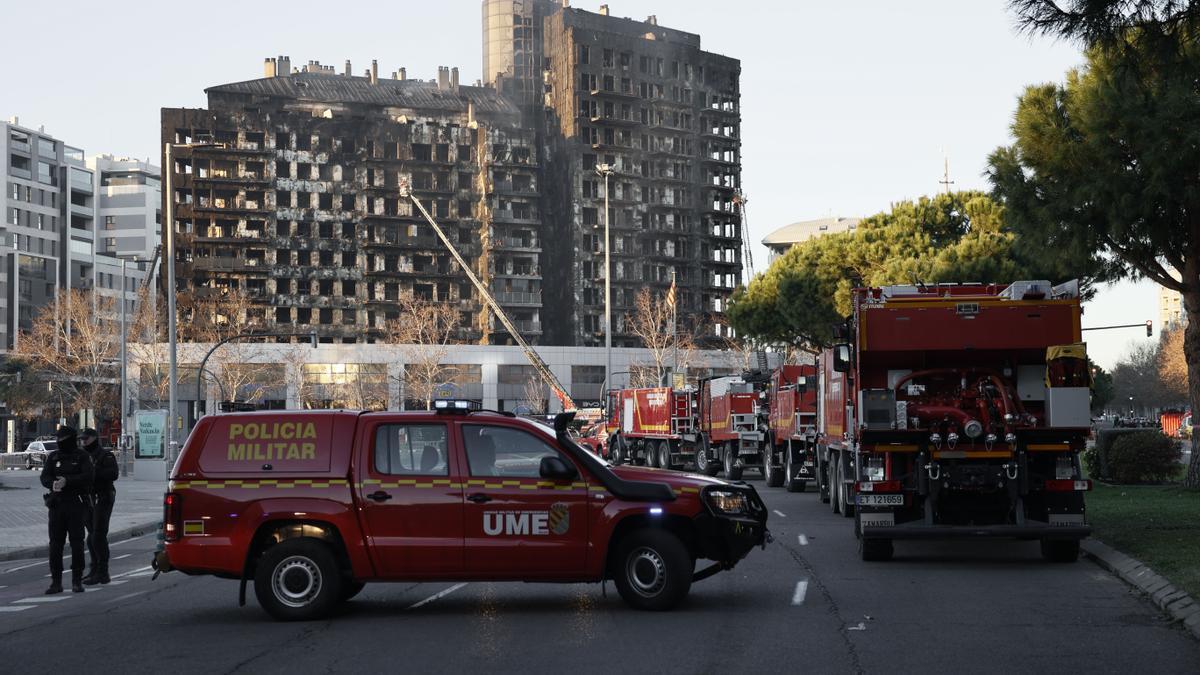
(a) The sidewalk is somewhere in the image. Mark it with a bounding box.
[0,469,165,561]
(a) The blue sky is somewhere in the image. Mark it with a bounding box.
[0,0,1159,365]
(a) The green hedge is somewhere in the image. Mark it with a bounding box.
[1085,428,1148,480]
[1106,432,1182,484]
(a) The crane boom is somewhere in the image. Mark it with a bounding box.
[402,187,576,412]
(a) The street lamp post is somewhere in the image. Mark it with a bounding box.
[595,164,614,393]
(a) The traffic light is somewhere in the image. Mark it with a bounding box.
[1146,320,1153,337]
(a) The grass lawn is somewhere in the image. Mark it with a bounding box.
[1087,481,1200,598]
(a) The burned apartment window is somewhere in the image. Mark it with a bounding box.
[276,307,291,324]
[296,134,312,151]
[577,44,590,65]
[319,251,334,266]
[319,308,333,325]
[341,194,355,210]
[342,310,356,325]
[276,221,289,236]
[297,308,312,324]
[318,193,332,210]
[319,279,334,295]
[296,222,311,237]
[341,138,355,154]
[319,222,333,238]
[342,223,355,238]
[411,144,432,161]
[436,144,450,162]
[457,145,472,162]
[342,252,356,266]
[458,200,471,217]
[342,280,356,296]
[275,190,291,208]
[411,172,433,190]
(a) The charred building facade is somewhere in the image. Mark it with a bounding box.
[485,2,743,346]
[162,59,543,344]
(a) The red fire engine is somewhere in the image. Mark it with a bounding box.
[606,387,698,469]
[761,365,819,490]
[695,377,764,480]
[816,280,1093,562]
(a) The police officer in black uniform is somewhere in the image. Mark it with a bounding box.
[80,428,118,585]
[40,426,94,594]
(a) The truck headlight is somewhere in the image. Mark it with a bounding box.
[706,490,750,515]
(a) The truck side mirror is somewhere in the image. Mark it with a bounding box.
[540,455,578,481]
[833,344,852,373]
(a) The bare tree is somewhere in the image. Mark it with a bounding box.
[385,296,461,410]
[282,345,317,409]
[522,374,547,414]
[17,288,120,424]
[182,290,271,405]
[624,287,693,387]
[127,285,170,409]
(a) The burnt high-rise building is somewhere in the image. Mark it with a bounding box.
[484,1,743,345]
[162,59,543,344]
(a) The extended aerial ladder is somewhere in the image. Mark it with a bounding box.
[401,185,576,411]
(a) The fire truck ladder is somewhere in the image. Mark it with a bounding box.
[402,186,576,412]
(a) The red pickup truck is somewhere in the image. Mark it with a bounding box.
[153,402,768,620]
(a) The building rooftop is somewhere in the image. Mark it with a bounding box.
[206,71,520,116]
[762,216,862,249]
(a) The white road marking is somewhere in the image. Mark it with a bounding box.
[106,580,128,586]
[773,509,786,518]
[408,583,467,610]
[105,591,148,604]
[792,580,808,605]
[0,605,35,612]
[113,554,132,560]
[123,571,154,579]
[110,533,152,547]
[15,596,72,603]
[798,534,809,546]
[110,565,152,579]
[4,561,46,574]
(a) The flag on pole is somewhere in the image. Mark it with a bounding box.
[666,278,676,310]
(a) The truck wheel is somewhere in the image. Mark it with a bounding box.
[658,441,672,470]
[610,436,625,465]
[1040,539,1080,563]
[861,538,894,562]
[723,443,743,481]
[696,439,719,477]
[839,461,855,518]
[613,530,693,611]
[784,444,801,492]
[643,442,657,468]
[831,458,842,514]
[254,539,343,621]
[765,446,784,488]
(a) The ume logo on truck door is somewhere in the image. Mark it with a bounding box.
[483,502,570,536]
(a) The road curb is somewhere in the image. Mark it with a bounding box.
[1082,539,1200,641]
[0,520,160,563]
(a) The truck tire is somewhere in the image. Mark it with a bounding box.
[254,539,343,621]
[1040,539,1080,563]
[839,460,855,518]
[658,441,672,470]
[784,442,802,492]
[645,442,658,468]
[723,443,743,481]
[764,444,784,488]
[696,438,719,477]
[610,436,624,465]
[831,456,842,514]
[818,450,831,503]
[612,529,693,611]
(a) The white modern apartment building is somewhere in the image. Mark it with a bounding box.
[87,154,160,262]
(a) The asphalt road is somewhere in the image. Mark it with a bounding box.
[2,479,1197,674]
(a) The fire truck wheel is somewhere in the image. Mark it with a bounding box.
[644,442,658,468]
[254,539,343,621]
[696,439,719,476]
[860,538,894,562]
[610,436,624,465]
[765,447,784,488]
[613,529,693,611]
[839,461,855,518]
[723,443,743,481]
[658,441,672,470]
[1040,539,1080,563]
[784,445,802,492]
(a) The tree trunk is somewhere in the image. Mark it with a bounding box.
[1183,290,1200,488]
